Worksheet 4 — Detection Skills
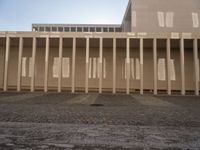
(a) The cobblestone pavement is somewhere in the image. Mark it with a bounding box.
[0,92,200,149]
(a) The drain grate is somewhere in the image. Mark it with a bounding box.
[90,104,104,107]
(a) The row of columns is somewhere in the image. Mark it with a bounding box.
[2,36,200,95]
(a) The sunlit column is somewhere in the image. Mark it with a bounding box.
[166,38,171,95]
[3,36,10,91]
[71,37,76,93]
[58,37,63,93]
[193,38,199,96]
[44,36,49,92]
[140,38,144,95]
[99,38,103,93]
[85,38,89,93]
[113,38,116,94]
[153,38,158,95]
[126,38,130,94]
[30,37,36,92]
[180,38,185,95]
[17,37,23,92]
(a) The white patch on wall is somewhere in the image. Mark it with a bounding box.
[88,57,106,79]
[53,57,59,78]
[166,12,174,28]
[132,11,137,27]
[21,57,27,77]
[170,59,176,81]
[122,61,124,79]
[103,58,106,79]
[157,11,174,28]
[93,58,97,78]
[28,57,32,78]
[157,12,165,27]
[89,58,92,79]
[131,58,135,79]
[97,58,100,78]
[192,13,199,28]
[124,59,127,79]
[124,58,139,80]
[62,57,70,78]
[135,58,140,80]
[158,58,166,81]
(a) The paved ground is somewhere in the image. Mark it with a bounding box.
[0,92,200,149]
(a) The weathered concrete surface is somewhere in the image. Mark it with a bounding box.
[0,92,200,149]
[0,122,200,150]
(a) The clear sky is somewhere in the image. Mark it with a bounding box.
[0,0,129,31]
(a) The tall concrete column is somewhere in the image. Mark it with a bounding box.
[167,38,171,95]
[140,38,144,95]
[85,38,89,93]
[44,36,49,92]
[126,38,130,94]
[31,37,36,92]
[17,37,23,92]
[153,38,158,95]
[193,38,199,96]
[99,38,103,93]
[3,36,10,91]
[58,37,63,93]
[71,37,76,93]
[113,38,116,94]
[180,38,185,95]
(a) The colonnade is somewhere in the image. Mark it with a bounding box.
[1,32,199,95]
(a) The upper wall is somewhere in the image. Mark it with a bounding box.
[123,0,200,33]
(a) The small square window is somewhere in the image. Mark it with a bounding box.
[52,27,57,32]
[109,28,114,32]
[64,27,70,32]
[83,27,89,32]
[103,28,108,32]
[96,28,102,32]
[115,28,122,32]
[45,27,51,32]
[71,27,76,32]
[77,27,82,32]
[39,27,45,32]
[58,27,63,32]
[90,27,95,32]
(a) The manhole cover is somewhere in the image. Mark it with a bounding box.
[90,104,104,107]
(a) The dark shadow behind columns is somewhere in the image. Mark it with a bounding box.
[0,38,5,90]
[7,38,19,90]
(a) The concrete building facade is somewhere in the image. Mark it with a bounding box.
[0,0,200,95]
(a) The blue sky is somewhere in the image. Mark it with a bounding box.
[0,0,128,31]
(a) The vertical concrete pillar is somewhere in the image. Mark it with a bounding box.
[31,37,36,92]
[153,38,158,95]
[71,37,76,93]
[140,38,144,95]
[180,38,185,95]
[167,38,171,95]
[193,38,199,96]
[126,38,130,94]
[85,38,89,93]
[44,36,49,92]
[58,37,63,93]
[99,38,103,93]
[113,38,116,94]
[17,37,23,92]
[3,36,10,91]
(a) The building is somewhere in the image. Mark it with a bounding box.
[0,0,199,95]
